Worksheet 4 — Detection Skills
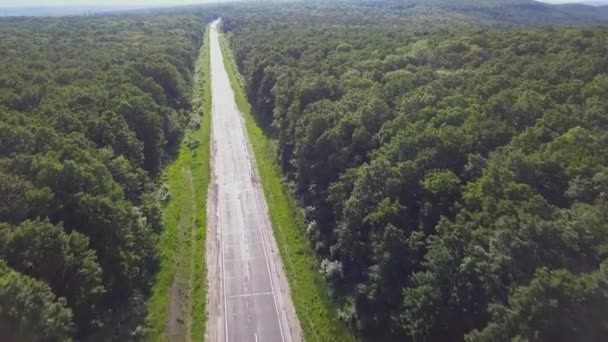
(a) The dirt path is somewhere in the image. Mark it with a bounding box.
[167,168,195,341]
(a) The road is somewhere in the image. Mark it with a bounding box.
[205,19,301,342]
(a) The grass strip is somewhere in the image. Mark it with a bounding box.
[145,25,212,341]
[218,31,357,342]
[189,24,212,341]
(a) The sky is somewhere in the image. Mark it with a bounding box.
[0,0,607,7]
[539,0,608,3]
[0,0,209,7]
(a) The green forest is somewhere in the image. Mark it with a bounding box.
[221,1,608,340]
[1,0,608,341]
[0,10,215,340]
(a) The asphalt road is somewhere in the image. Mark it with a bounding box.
[207,20,300,342]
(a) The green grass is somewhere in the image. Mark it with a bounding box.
[145,25,212,341]
[218,32,357,342]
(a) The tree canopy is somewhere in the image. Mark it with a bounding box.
[221,2,608,340]
[0,10,214,340]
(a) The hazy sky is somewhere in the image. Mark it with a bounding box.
[0,0,209,7]
[0,0,606,7]
[538,0,608,3]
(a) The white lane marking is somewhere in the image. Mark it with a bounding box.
[220,201,229,342]
[247,156,286,342]
[222,229,260,236]
[228,291,274,299]
[223,241,264,248]
[255,333,259,342]
[223,256,266,263]
[221,230,262,241]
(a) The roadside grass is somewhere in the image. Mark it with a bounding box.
[145,26,212,341]
[190,25,212,341]
[219,32,357,342]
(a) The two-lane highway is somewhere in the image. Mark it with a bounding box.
[205,19,301,342]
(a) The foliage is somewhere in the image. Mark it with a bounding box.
[145,24,213,341]
[219,32,357,342]
[0,10,213,339]
[0,260,73,341]
[220,1,608,340]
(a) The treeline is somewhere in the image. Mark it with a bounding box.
[0,11,213,340]
[222,3,608,341]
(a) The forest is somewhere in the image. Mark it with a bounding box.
[221,1,608,340]
[1,0,608,340]
[0,10,215,340]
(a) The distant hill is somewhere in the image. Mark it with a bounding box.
[0,4,206,17]
[3,0,608,24]
[540,0,608,5]
[359,0,608,25]
[0,6,136,17]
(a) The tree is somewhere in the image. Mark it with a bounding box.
[0,260,73,342]
[466,265,608,342]
[0,220,103,336]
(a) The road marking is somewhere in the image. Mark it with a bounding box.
[228,291,274,299]
[219,199,229,342]
[219,198,229,342]
[249,178,286,342]
[221,230,262,240]
[223,240,264,248]
[222,229,260,235]
[223,256,266,263]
